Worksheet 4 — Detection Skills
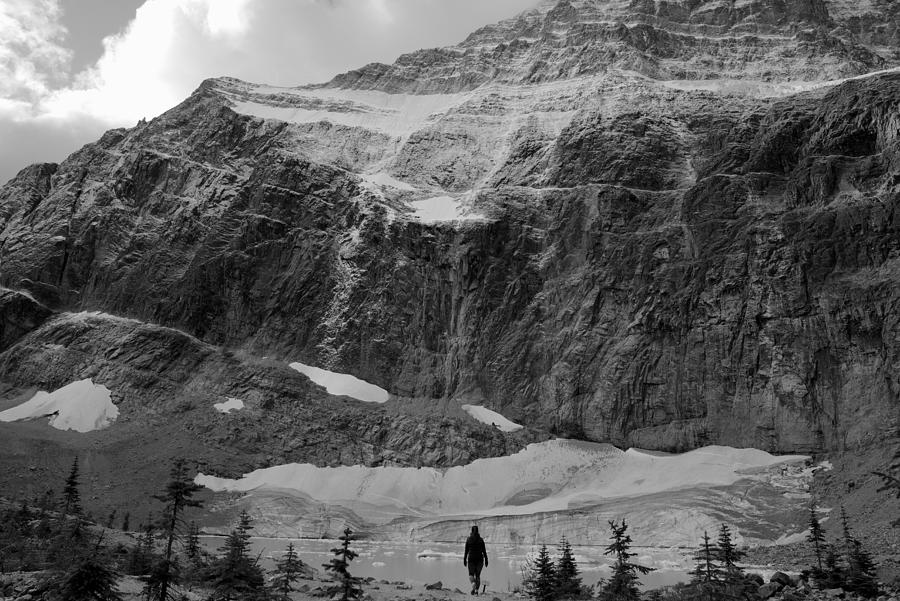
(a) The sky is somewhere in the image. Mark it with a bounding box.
[0,0,539,185]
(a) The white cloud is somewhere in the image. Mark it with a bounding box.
[0,0,71,115]
[202,0,253,36]
[39,0,256,124]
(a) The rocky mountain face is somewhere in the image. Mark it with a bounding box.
[1,0,899,501]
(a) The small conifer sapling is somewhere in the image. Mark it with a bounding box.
[555,536,582,598]
[271,542,306,599]
[58,556,123,601]
[524,544,556,601]
[322,528,363,601]
[62,457,82,516]
[807,505,826,572]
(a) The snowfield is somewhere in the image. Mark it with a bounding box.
[196,440,806,519]
[409,197,486,223]
[0,379,118,433]
[288,362,390,403]
[229,88,469,138]
[213,398,245,414]
[461,404,523,432]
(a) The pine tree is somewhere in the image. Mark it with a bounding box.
[185,522,201,561]
[271,542,306,599]
[236,510,253,551]
[555,537,582,599]
[206,513,265,601]
[127,523,156,576]
[322,528,363,601]
[523,544,556,601]
[58,557,123,601]
[846,538,879,598]
[62,457,82,516]
[715,524,743,578]
[834,509,879,597]
[820,544,844,589]
[598,519,652,601]
[105,509,117,529]
[121,512,130,532]
[839,505,854,558]
[148,459,204,601]
[807,505,826,571]
[687,531,727,601]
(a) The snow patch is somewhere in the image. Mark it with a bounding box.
[461,404,523,432]
[773,530,809,545]
[360,172,416,192]
[213,398,245,414]
[409,197,484,223]
[0,379,118,433]
[288,362,389,403]
[656,66,900,98]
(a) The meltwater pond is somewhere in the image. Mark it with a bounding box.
[202,538,690,593]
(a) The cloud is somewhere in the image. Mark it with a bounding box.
[0,0,539,183]
[0,0,71,114]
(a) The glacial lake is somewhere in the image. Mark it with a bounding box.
[201,537,691,593]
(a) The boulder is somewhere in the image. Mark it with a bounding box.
[770,572,793,586]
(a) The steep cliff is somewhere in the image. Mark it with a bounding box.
[1,0,898,477]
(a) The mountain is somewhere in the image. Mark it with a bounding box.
[0,0,899,530]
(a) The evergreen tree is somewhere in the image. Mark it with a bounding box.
[839,505,854,558]
[185,522,201,561]
[819,544,844,589]
[146,459,204,601]
[598,519,652,601]
[555,537,582,599]
[690,531,721,585]
[523,544,556,601]
[686,531,728,601]
[121,512,130,532]
[807,505,826,571]
[127,523,156,576]
[715,524,744,579]
[62,457,82,516]
[206,513,265,601]
[270,542,306,599]
[835,508,879,597]
[105,509,117,529]
[57,557,123,601]
[846,538,879,598]
[322,528,363,601]
[48,514,91,569]
[236,510,253,550]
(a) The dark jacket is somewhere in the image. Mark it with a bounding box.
[464,534,488,566]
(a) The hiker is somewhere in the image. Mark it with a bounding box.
[463,525,488,595]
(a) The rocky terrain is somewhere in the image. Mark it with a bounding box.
[0,0,898,542]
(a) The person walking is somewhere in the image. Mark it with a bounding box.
[463,525,488,595]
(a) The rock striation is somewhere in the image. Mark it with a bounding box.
[1,0,899,474]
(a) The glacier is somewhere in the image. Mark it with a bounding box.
[196,440,812,546]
